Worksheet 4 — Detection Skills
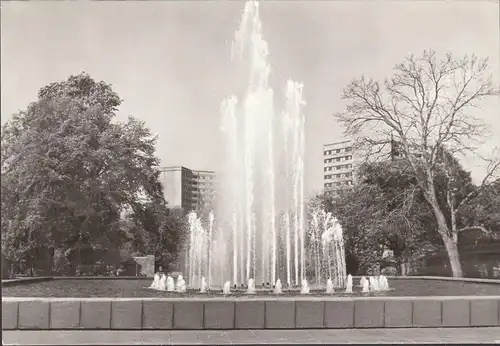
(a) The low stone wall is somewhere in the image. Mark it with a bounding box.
[2,296,499,330]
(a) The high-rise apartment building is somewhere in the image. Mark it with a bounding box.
[160,166,217,211]
[323,140,355,195]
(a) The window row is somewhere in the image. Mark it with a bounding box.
[324,180,353,188]
[324,164,352,171]
[324,147,352,156]
[324,155,352,163]
[324,172,353,180]
[197,175,215,180]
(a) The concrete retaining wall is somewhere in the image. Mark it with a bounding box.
[3,296,499,330]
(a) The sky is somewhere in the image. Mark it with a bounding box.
[2,0,499,197]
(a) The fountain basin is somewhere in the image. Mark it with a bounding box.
[2,276,499,330]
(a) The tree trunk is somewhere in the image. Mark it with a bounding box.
[442,234,463,277]
[426,192,464,277]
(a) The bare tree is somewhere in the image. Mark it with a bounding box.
[335,50,499,277]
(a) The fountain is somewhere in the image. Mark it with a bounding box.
[360,276,367,288]
[223,281,231,295]
[200,277,208,293]
[274,279,282,294]
[247,278,256,294]
[176,0,347,291]
[139,0,347,295]
[325,278,335,294]
[345,274,353,293]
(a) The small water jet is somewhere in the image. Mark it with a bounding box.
[247,278,256,294]
[176,275,186,293]
[362,279,370,293]
[325,278,335,294]
[223,281,231,295]
[200,277,208,293]
[274,279,282,294]
[300,278,310,294]
[378,275,389,291]
[166,276,175,292]
[370,276,381,292]
[345,274,353,293]
[150,273,160,290]
[158,274,167,291]
[360,276,367,288]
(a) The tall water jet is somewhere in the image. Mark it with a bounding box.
[207,212,214,288]
[306,203,347,288]
[188,212,206,288]
[217,0,308,286]
[283,80,307,285]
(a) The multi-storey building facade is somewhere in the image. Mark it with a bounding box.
[160,166,217,211]
[191,169,217,211]
[323,140,355,195]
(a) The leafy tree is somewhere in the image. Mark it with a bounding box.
[127,201,188,271]
[1,73,182,275]
[323,149,499,276]
[323,161,438,274]
[335,50,499,277]
[459,179,500,236]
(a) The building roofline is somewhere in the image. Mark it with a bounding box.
[323,140,352,147]
[160,166,189,171]
[193,170,216,174]
[160,166,216,174]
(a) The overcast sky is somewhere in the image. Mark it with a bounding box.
[2,0,499,196]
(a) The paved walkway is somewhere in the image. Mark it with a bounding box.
[3,328,500,344]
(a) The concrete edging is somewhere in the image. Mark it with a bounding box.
[2,276,154,286]
[2,296,499,330]
[3,275,499,286]
[378,276,500,285]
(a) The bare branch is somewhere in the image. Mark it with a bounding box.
[457,225,497,237]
